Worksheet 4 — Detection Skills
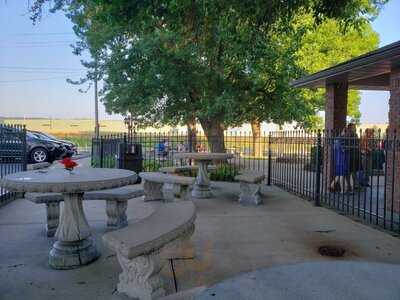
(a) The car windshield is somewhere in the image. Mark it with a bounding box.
[26,132,38,139]
[30,132,56,141]
[40,132,57,140]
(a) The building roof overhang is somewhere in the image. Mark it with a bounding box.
[291,40,400,91]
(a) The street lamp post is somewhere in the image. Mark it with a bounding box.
[124,114,135,139]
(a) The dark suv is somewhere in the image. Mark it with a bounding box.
[29,131,77,157]
[27,132,66,163]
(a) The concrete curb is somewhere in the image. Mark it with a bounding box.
[27,162,51,170]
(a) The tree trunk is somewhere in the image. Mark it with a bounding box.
[199,118,225,153]
[251,119,262,157]
[187,117,197,152]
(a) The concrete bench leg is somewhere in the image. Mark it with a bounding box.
[106,200,128,228]
[168,184,191,201]
[181,185,191,201]
[172,184,181,198]
[238,182,263,205]
[143,181,164,201]
[46,202,60,237]
[116,250,165,300]
[179,185,191,201]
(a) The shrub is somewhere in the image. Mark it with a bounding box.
[91,155,116,168]
[209,164,239,182]
[143,159,162,172]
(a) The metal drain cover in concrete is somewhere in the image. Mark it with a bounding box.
[195,261,400,300]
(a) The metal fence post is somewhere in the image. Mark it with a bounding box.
[90,137,94,166]
[22,125,27,171]
[267,132,272,185]
[99,137,104,168]
[314,130,322,206]
[122,132,128,169]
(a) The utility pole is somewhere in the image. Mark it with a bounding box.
[94,62,100,138]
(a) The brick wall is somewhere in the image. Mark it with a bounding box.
[325,82,348,133]
[387,68,400,212]
[325,82,348,181]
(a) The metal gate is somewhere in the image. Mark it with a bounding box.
[0,124,27,205]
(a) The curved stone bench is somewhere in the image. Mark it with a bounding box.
[159,165,217,174]
[234,172,265,205]
[139,172,195,202]
[103,201,196,300]
[25,185,144,236]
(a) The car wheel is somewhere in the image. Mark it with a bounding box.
[30,147,48,163]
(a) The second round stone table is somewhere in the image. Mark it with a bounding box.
[174,152,233,198]
[195,261,400,300]
[0,168,137,269]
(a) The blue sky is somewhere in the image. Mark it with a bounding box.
[0,1,399,122]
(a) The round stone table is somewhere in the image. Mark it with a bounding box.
[174,153,233,198]
[1,168,137,269]
[196,261,400,300]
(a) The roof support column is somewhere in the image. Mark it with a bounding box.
[325,82,348,133]
[324,82,348,182]
[387,67,400,213]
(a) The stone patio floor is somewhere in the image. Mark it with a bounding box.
[2,167,400,299]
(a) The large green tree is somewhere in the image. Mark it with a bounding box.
[233,15,379,156]
[296,17,379,128]
[31,0,386,151]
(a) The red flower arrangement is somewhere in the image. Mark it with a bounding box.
[60,157,78,171]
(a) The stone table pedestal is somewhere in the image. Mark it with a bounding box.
[192,159,213,198]
[49,192,99,269]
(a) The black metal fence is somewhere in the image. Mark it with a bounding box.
[91,132,270,181]
[270,129,400,232]
[0,124,27,205]
[92,129,400,233]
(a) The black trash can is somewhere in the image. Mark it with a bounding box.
[121,143,143,183]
